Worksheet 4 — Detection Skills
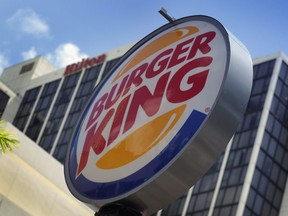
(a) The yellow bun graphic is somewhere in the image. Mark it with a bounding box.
[96,104,186,169]
[113,26,199,82]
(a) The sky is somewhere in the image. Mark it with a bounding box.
[1,0,288,74]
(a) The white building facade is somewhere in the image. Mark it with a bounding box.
[0,43,132,216]
[0,46,288,216]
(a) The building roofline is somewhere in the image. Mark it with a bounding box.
[2,55,43,71]
[253,51,288,65]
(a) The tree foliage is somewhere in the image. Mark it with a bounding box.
[0,120,19,153]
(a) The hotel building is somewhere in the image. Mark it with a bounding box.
[0,44,287,215]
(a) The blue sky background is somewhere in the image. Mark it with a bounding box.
[1,0,288,73]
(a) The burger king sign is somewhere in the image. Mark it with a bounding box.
[65,15,252,213]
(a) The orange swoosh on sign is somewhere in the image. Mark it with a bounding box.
[96,104,186,169]
[112,26,199,82]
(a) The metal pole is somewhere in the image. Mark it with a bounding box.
[95,202,145,216]
[158,7,175,23]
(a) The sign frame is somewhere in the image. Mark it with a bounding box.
[64,15,252,214]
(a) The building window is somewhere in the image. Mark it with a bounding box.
[13,87,41,131]
[20,62,35,74]
[53,64,103,163]
[100,57,121,80]
[161,195,187,216]
[246,58,288,216]
[25,79,60,141]
[0,90,9,118]
[39,73,80,153]
[186,161,221,215]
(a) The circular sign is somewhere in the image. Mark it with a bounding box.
[65,15,252,213]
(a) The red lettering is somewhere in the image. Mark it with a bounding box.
[98,54,106,63]
[105,75,129,110]
[123,63,148,95]
[107,95,131,146]
[77,109,114,176]
[168,37,194,69]
[188,31,216,59]
[64,63,77,75]
[84,58,92,68]
[167,57,212,103]
[77,31,216,173]
[146,49,173,78]
[89,58,97,65]
[86,93,108,129]
[77,123,97,176]
[64,54,106,76]
[124,72,170,132]
[75,59,84,72]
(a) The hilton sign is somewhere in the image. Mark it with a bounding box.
[64,54,106,76]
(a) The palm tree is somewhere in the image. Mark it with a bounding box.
[0,120,19,153]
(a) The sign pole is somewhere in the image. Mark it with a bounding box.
[158,8,175,23]
[95,202,145,216]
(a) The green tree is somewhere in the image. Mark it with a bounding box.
[0,120,19,153]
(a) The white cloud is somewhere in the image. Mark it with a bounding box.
[6,8,51,38]
[21,47,37,60]
[0,53,9,74]
[46,43,88,68]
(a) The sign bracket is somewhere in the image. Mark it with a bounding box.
[158,7,175,23]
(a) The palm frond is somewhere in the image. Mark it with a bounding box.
[0,120,19,153]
